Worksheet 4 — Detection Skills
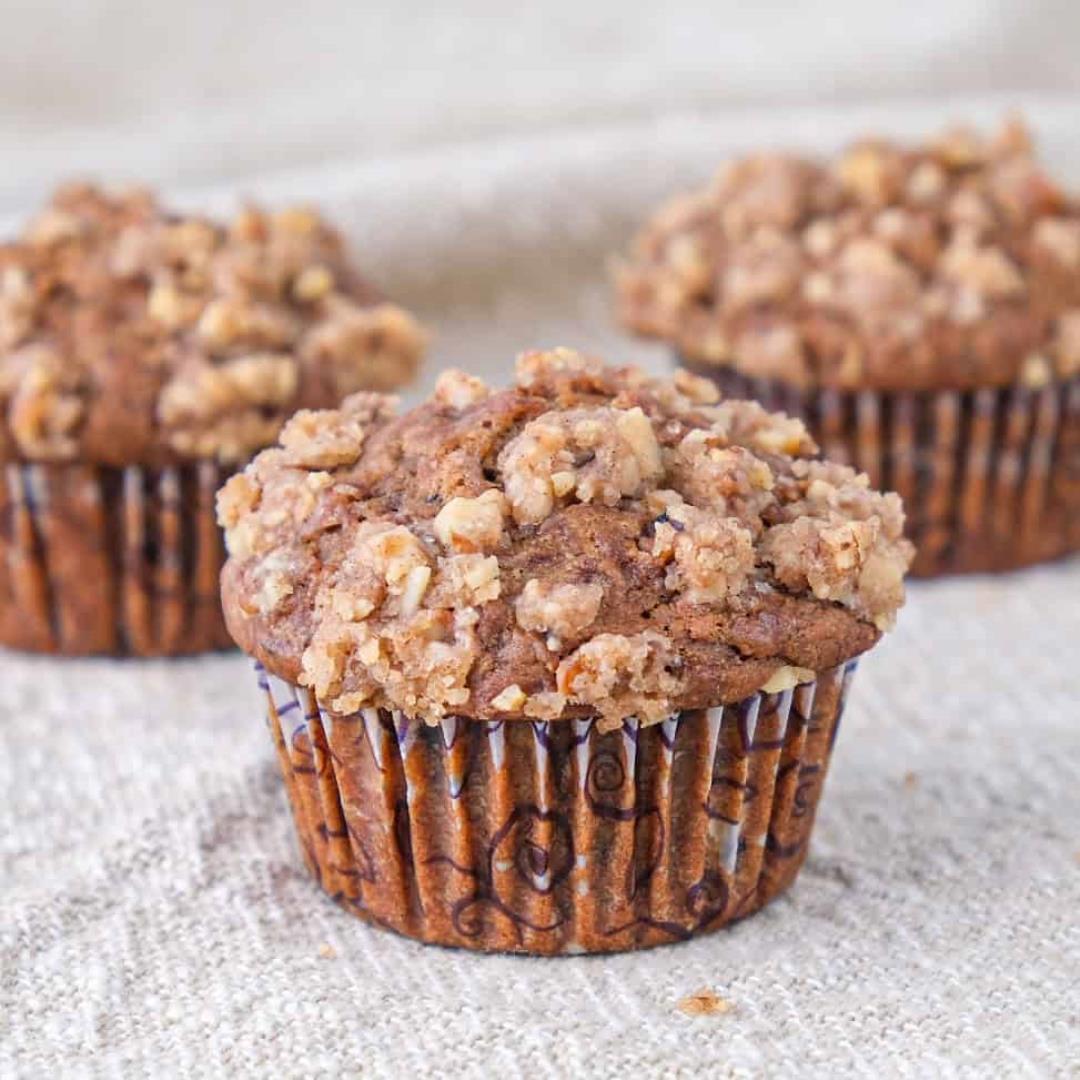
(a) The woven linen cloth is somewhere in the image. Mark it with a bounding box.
[3,15,1080,1070]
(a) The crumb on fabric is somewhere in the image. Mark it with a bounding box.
[677,988,734,1016]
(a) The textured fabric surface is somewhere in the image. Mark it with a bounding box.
[3,562,1078,1077]
[3,12,1080,1069]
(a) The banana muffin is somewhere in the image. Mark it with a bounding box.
[0,183,426,654]
[616,119,1080,575]
[219,348,912,954]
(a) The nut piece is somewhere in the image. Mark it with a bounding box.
[433,490,507,552]
[277,400,368,469]
[432,554,501,607]
[760,665,816,694]
[556,631,680,729]
[650,501,755,603]
[763,459,911,629]
[490,684,527,712]
[433,369,491,410]
[672,368,720,405]
[515,347,604,390]
[499,405,663,524]
[292,264,335,302]
[514,578,604,645]
[6,345,84,459]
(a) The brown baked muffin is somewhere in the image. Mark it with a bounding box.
[615,119,1080,576]
[0,183,426,655]
[218,348,912,954]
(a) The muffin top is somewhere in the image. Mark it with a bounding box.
[0,183,426,466]
[219,349,912,729]
[616,119,1080,391]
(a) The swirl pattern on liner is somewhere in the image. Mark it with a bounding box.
[259,660,857,953]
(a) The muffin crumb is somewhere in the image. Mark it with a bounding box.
[676,989,734,1017]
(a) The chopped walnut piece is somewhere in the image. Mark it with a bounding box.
[292,264,335,302]
[721,228,804,312]
[672,368,720,404]
[764,460,910,628]
[490,683,527,712]
[434,368,491,410]
[217,473,262,556]
[277,397,369,469]
[431,554,501,607]
[668,432,775,525]
[515,346,604,390]
[651,501,755,603]
[6,345,84,459]
[499,404,662,524]
[252,550,297,614]
[523,691,569,720]
[556,631,680,730]
[940,236,1025,298]
[835,143,902,205]
[302,301,425,396]
[433,490,506,552]
[761,666,816,694]
[514,579,604,645]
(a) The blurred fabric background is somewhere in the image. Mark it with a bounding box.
[4,0,1080,398]
[4,0,1080,209]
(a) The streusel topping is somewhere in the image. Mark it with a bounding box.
[219,349,912,728]
[0,183,426,464]
[616,119,1080,389]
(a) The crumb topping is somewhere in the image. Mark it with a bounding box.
[0,184,426,464]
[616,118,1080,389]
[219,349,913,727]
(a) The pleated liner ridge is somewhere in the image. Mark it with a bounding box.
[0,461,232,655]
[687,363,1080,577]
[258,661,858,955]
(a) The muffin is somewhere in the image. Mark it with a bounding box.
[0,183,426,655]
[219,348,912,954]
[615,119,1080,576]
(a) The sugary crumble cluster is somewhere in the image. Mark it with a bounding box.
[616,119,1080,388]
[219,349,913,727]
[0,184,425,462]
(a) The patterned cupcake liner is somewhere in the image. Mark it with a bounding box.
[684,360,1080,577]
[0,461,232,655]
[257,660,858,955]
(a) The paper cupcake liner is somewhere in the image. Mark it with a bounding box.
[0,461,231,655]
[257,660,858,955]
[684,360,1080,577]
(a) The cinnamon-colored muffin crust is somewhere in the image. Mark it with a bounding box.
[0,184,426,466]
[219,349,912,728]
[616,120,1080,390]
